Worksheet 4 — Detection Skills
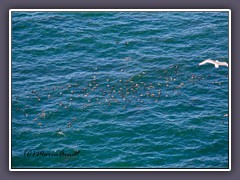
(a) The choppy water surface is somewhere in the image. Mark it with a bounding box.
[11,11,229,168]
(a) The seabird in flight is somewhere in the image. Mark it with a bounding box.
[199,59,228,68]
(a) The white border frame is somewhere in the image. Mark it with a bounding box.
[9,9,231,171]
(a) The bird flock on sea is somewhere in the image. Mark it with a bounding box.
[13,58,229,135]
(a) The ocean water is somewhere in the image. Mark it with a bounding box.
[11,11,229,169]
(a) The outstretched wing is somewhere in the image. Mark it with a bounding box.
[199,59,215,66]
[218,61,228,67]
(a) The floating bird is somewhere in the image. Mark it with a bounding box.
[67,122,72,128]
[124,56,131,60]
[57,130,65,136]
[40,111,46,118]
[223,114,229,117]
[199,59,228,68]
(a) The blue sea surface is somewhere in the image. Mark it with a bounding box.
[11,11,229,168]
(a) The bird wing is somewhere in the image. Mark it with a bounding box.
[218,61,228,67]
[199,59,215,66]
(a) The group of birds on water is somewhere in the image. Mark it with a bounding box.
[13,58,229,136]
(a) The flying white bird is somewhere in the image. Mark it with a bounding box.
[199,59,228,68]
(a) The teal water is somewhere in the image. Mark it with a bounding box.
[11,11,229,169]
